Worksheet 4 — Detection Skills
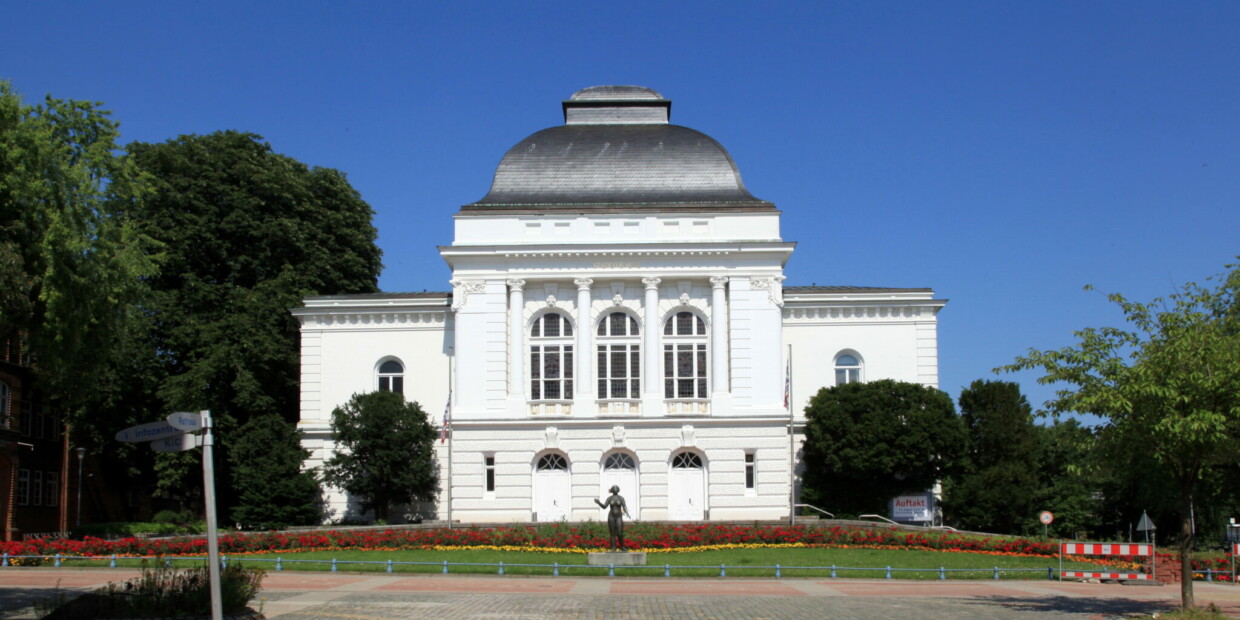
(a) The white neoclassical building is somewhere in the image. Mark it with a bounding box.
[293,86,945,523]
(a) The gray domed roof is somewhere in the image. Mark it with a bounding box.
[460,86,773,214]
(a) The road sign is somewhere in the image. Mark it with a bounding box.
[167,411,203,432]
[115,421,185,443]
[1039,511,1055,525]
[152,434,200,453]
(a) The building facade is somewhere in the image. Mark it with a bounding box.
[294,86,945,523]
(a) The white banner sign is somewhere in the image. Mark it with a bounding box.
[892,495,931,521]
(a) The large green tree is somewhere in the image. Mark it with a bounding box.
[323,392,439,522]
[801,379,966,516]
[122,130,382,505]
[942,380,1040,534]
[0,81,156,403]
[1005,263,1240,609]
[229,414,322,529]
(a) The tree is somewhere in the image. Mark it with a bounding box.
[121,131,382,505]
[229,414,323,529]
[323,392,439,522]
[1004,263,1240,609]
[1030,419,1103,538]
[801,379,966,516]
[942,380,1041,534]
[0,81,156,403]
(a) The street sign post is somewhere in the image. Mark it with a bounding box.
[115,421,185,443]
[151,434,200,453]
[167,411,203,432]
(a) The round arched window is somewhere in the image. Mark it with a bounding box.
[536,453,569,471]
[603,453,636,470]
[834,353,862,385]
[671,452,703,469]
[378,359,404,394]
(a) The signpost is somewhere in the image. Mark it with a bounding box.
[1039,511,1054,537]
[1136,510,1156,543]
[115,410,222,620]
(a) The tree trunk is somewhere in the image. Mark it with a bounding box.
[1179,489,1195,609]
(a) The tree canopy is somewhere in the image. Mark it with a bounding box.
[801,379,965,516]
[0,81,156,402]
[324,391,439,522]
[229,414,322,529]
[1004,262,1240,609]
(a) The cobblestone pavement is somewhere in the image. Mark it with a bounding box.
[3,569,1240,619]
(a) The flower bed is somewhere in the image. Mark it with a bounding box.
[0,523,1209,572]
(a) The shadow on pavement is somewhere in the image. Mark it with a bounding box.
[967,595,1176,617]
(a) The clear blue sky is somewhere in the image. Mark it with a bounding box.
[5,2,1237,419]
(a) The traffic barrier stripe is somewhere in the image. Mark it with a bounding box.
[1059,543,1153,557]
[1060,571,1149,580]
[1233,543,1239,556]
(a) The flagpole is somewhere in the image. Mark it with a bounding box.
[447,351,454,530]
[786,344,795,525]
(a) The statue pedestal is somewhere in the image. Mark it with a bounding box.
[588,552,647,566]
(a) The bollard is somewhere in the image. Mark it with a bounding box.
[993,567,999,580]
[110,555,117,568]
[387,559,393,574]
[164,558,171,569]
[885,566,891,580]
[276,557,283,571]
[775,563,781,579]
[2,553,8,567]
[222,556,228,570]
[553,562,559,577]
[608,563,614,577]
[720,564,726,578]
[830,564,837,578]
[499,561,504,575]
[54,554,61,568]
[1046,567,1052,580]
[939,567,945,581]
[664,563,671,578]
[443,560,448,575]
[1207,569,1213,582]
[331,558,337,572]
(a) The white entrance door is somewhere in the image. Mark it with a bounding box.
[668,452,705,520]
[600,453,640,519]
[534,453,570,521]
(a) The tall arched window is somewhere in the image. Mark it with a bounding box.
[597,311,640,399]
[377,359,404,394]
[835,352,862,385]
[664,311,708,399]
[531,312,574,400]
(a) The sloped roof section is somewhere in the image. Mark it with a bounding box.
[461,86,774,214]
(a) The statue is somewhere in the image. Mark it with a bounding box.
[594,485,631,551]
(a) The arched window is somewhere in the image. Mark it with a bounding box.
[835,353,862,385]
[603,452,636,471]
[597,312,640,399]
[663,311,708,399]
[671,451,704,469]
[536,453,569,471]
[377,359,404,394]
[531,313,574,401]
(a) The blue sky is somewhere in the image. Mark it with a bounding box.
[5,2,1237,419]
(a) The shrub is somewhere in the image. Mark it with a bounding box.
[44,560,263,619]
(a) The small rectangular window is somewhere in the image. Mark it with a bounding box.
[32,470,43,506]
[47,472,58,507]
[16,469,28,506]
[485,456,496,493]
[745,453,756,490]
[20,401,31,436]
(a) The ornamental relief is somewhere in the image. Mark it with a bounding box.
[749,276,786,307]
[450,279,487,310]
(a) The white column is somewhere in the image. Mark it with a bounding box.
[641,277,662,411]
[710,276,730,394]
[574,278,593,405]
[507,279,526,397]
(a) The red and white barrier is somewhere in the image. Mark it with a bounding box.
[1233,543,1239,556]
[1059,542,1154,581]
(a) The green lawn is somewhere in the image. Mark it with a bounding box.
[53,547,1117,580]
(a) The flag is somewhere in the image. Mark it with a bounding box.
[783,357,791,410]
[439,396,451,444]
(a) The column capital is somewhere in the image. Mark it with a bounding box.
[506,278,526,291]
[710,275,729,289]
[574,277,594,291]
[641,276,662,290]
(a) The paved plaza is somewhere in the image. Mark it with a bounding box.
[2,568,1239,619]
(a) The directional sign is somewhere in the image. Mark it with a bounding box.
[116,421,185,443]
[167,411,203,432]
[152,434,200,453]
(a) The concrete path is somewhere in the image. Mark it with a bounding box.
[2,568,1239,619]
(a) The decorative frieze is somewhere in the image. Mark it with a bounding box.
[304,311,448,327]
[781,305,926,322]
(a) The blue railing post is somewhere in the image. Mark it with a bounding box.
[553,562,559,577]
[664,564,670,578]
[1046,567,1053,580]
[276,557,282,571]
[720,564,726,578]
[164,558,171,569]
[993,567,999,580]
[110,555,117,568]
[1207,569,1213,582]
[830,564,837,578]
[442,560,448,574]
[222,556,228,570]
[331,558,337,572]
[939,567,945,580]
[608,563,614,577]
[775,563,781,578]
[54,554,61,568]
[2,553,8,567]
[498,561,504,575]
[387,559,393,574]
[885,566,891,580]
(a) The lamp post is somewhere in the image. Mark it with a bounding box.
[75,447,86,527]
